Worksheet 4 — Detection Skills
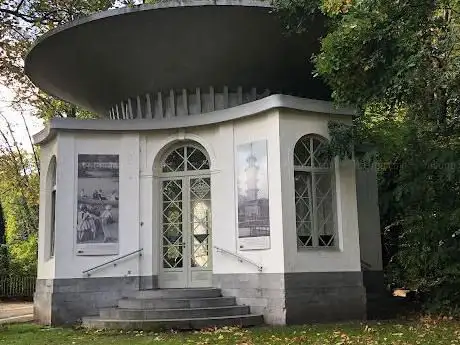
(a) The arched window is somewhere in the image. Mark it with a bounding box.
[48,156,57,258]
[294,135,336,248]
[161,143,210,173]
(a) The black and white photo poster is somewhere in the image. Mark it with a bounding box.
[237,140,270,250]
[76,154,119,255]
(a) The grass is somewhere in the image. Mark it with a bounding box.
[0,318,459,345]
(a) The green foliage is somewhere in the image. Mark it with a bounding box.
[275,0,460,314]
[0,203,9,276]
[35,94,98,120]
[0,201,5,244]
[0,0,146,120]
[271,0,322,33]
[0,245,9,276]
[3,196,39,276]
[7,233,38,275]
[0,150,39,276]
[326,121,356,160]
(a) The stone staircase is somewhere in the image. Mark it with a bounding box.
[82,288,264,330]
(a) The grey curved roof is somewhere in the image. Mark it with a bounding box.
[25,0,330,116]
[33,95,354,145]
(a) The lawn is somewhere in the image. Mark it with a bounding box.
[0,318,459,345]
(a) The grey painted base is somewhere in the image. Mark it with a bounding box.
[36,272,369,326]
[213,273,286,325]
[284,272,366,324]
[213,272,367,325]
[139,275,159,290]
[34,276,158,325]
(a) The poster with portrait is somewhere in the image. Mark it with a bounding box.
[76,154,119,256]
[236,140,270,250]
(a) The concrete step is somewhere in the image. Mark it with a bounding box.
[82,314,264,331]
[100,305,250,320]
[125,288,222,299]
[118,296,237,310]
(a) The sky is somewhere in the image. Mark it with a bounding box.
[0,85,44,152]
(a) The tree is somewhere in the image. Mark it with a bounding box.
[0,0,153,120]
[0,201,5,245]
[0,201,9,276]
[274,0,460,313]
[0,112,39,275]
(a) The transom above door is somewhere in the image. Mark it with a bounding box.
[158,143,212,288]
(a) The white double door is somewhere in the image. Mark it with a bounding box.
[159,175,212,288]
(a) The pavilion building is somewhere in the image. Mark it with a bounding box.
[26,0,384,329]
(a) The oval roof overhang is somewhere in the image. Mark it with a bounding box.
[25,0,330,116]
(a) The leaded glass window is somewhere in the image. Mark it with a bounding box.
[160,143,211,272]
[162,179,184,268]
[162,145,209,173]
[190,177,211,268]
[294,135,336,248]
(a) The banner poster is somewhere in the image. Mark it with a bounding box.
[76,154,119,256]
[236,140,270,250]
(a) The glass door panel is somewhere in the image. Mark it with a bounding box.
[190,177,211,269]
[161,179,184,270]
[159,176,212,288]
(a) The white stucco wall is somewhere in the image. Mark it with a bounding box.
[37,138,57,279]
[43,132,141,279]
[278,109,362,273]
[211,110,284,274]
[38,103,367,282]
[139,110,284,277]
[40,110,284,281]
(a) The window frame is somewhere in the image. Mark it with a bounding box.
[294,134,337,250]
[159,142,211,178]
[48,156,57,259]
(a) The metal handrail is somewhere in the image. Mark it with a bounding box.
[82,248,143,277]
[214,246,263,272]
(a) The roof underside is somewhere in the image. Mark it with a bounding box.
[25,1,330,116]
